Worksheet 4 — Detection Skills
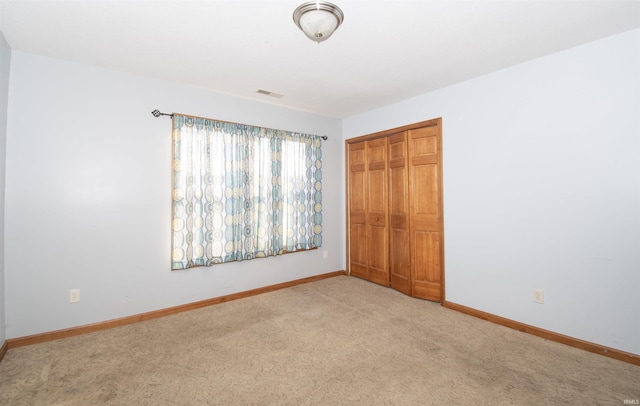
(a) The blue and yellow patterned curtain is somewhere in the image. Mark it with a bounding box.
[171,114,323,270]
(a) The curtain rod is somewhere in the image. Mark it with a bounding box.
[151,109,328,140]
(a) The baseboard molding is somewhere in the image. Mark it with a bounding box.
[0,340,7,362]
[6,270,347,350]
[442,300,640,366]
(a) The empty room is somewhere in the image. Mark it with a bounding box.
[0,0,639,404]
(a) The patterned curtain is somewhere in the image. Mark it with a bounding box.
[171,114,323,270]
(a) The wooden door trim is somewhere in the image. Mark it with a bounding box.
[437,120,445,303]
[345,140,350,276]
[345,119,440,145]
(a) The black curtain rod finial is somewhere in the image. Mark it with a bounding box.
[151,109,173,118]
[320,135,328,141]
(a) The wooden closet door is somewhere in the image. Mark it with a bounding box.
[366,138,389,286]
[348,142,368,280]
[388,132,411,295]
[409,123,444,301]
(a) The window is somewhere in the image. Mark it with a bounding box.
[171,114,323,270]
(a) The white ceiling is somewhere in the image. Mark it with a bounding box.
[1,0,639,118]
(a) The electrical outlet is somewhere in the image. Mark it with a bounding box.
[70,289,80,303]
[323,250,329,259]
[533,289,544,304]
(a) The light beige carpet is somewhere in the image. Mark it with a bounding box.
[1,275,638,405]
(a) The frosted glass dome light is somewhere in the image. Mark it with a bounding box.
[293,1,344,43]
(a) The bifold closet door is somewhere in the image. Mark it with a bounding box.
[409,124,444,301]
[388,132,411,295]
[365,138,389,286]
[348,138,389,286]
[348,142,368,280]
[348,118,443,301]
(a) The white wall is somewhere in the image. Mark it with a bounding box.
[0,31,10,345]
[343,29,640,355]
[4,28,638,357]
[5,51,343,339]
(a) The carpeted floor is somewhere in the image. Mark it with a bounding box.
[1,275,638,405]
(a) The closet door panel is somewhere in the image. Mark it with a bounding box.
[350,171,366,212]
[413,164,439,216]
[349,142,368,279]
[409,125,443,302]
[350,223,368,279]
[368,226,389,285]
[390,228,411,294]
[366,138,389,286]
[412,231,442,299]
[388,132,411,295]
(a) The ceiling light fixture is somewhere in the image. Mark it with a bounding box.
[293,1,344,43]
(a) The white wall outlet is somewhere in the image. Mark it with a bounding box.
[323,250,329,259]
[533,289,544,304]
[70,289,80,303]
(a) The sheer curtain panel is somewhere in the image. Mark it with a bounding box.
[171,114,323,270]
